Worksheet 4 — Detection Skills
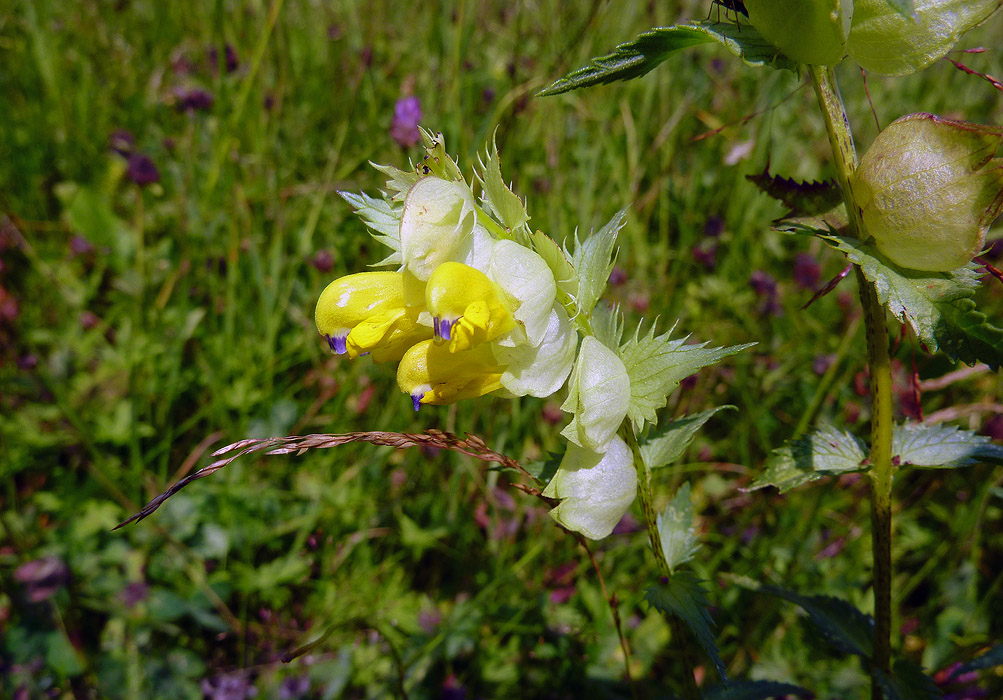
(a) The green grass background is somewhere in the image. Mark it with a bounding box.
[2,1,1002,697]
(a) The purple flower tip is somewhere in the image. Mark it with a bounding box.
[390,96,422,148]
[325,333,348,355]
[176,87,214,112]
[411,394,422,412]
[434,316,454,341]
[127,153,160,186]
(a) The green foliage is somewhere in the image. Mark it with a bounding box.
[646,572,726,683]
[882,0,917,19]
[572,207,627,320]
[621,326,752,430]
[762,586,874,659]
[338,191,402,267]
[750,426,867,492]
[874,659,943,700]
[539,22,796,96]
[641,406,732,470]
[656,483,700,573]
[702,680,810,700]
[822,235,1003,369]
[476,136,531,242]
[893,422,1003,469]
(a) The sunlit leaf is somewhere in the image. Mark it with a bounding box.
[621,323,752,430]
[893,423,1003,469]
[477,135,530,244]
[641,406,732,470]
[657,483,700,573]
[539,22,794,96]
[572,208,626,319]
[822,235,1003,370]
[749,426,867,493]
[338,191,402,267]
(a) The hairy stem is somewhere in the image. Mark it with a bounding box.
[809,65,895,695]
[624,428,702,700]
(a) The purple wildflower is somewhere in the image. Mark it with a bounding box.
[200,672,258,700]
[608,266,628,287]
[278,675,310,700]
[812,353,835,376]
[108,129,135,155]
[14,557,69,602]
[176,88,214,112]
[793,252,821,289]
[310,250,334,273]
[69,235,94,256]
[126,153,160,186]
[121,581,149,608]
[749,270,782,316]
[703,214,725,238]
[390,96,422,148]
[693,241,717,269]
[208,43,239,74]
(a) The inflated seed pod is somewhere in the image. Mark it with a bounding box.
[852,113,1003,272]
[744,0,853,66]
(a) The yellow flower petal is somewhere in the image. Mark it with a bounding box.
[315,271,428,359]
[425,262,515,352]
[397,339,504,410]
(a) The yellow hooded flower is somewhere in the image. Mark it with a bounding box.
[425,261,515,352]
[315,271,431,363]
[397,339,504,410]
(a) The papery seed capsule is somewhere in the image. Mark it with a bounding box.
[852,113,1003,272]
[744,0,853,66]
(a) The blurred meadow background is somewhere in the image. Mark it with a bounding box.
[2,1,1003,698]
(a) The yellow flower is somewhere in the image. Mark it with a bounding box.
[315,271,431,363]
[426,262,515,352]
[396,340,505,410]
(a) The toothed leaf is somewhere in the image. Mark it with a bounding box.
[573,208,626,319]
[539,22,795,96]
[641,406,732,470]
[621,324,752,430]
[893,422,1003,469]
[656,483,701,573]
[750,426,867,493]
[338,191,402,267]
[645,572,726,683]
[874,659,943,700]
[822,235,1003,370]
[746,170,843,216]
[762,586,874,659]
[477,137,530,243]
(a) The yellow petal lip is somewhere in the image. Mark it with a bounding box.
[425,262,515,352]
[397,339,505,409]
[315,271,429,359]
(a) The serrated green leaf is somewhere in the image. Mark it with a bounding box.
[573,208,626,319]
[702,680,811,700]
[762,586,874,659]
[645,572,726,683]
[591,303,624,350]
[539,22,795,96]
[371,162,420,202]
[745,170,843,217]
[524,452,562,486]
[952,643,1003,676]
[750,426,868,493]
[477,135,530,243]
[874,659,943,700]
[531,230,578,313]
[893,422,1003,469]
[657,483,700,573]
[621,324,752,430]
[338,191,402,267]
[822,235,1003,370]
[641,406,733,470]
[882,0,916,19]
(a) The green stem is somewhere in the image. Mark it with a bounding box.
[623,428,702,700]
[808,65,894,695]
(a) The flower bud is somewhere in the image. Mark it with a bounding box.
[399,176,477,281]
[560,336,631,453]
[745,0,853,66]
[852,113,1003,272]
[542,436,637,540]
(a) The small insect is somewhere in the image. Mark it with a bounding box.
[708,0,748,25]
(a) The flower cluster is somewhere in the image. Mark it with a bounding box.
[315,131,742,540]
